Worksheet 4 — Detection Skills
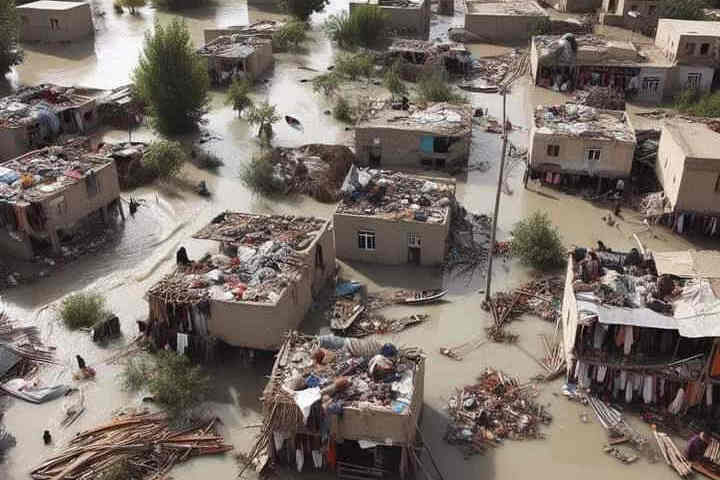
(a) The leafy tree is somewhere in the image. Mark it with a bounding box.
[324,6,387,49]
[416,68,466,104]
[151,0,207,10]
[272,20,309,51]
[120,0,146,14]
[0,0,23,75]
[133,19,209,134]
[384,61,407,99]
[240,152,283,196]
[225,78,253,116]
[246,101,280,141]
[282,0,328,21]
[143,140,186,178]
[147,351,210,418]
[657,0,706,20]
[312,73,340,97]
[510,212,566,271]
[335,53,375,81]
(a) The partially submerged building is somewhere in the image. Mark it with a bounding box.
[562,247,720,415]
[261,331,425,477]
[382,39,472,79]
[354,102,472,170]
[17,0,93,43]
[530,34,715,104]
[463,0,548,44]
[0,138,121,259]
[350,0,430,40]
[203,20,283,45]
[528,104,636,184]
[333,167,455,267]
[655,19,720,68]
[599,0,658,34]
[197,36,273,86]
[144,213,335,359]
[0,84,102,161]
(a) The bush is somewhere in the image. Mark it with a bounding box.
[119,0,145,13]
[674,89,720,117]
[282,0,327,21]
[333,96,354,123]
[225,78,253,116]
[0,0,24,75]
[312,73,341,97]
[416,68,466,104]
[657,0,706,20]
[121,357,151,391]
[240,152,283,196]
[384,61,407,99]
[143,140,185,178]
[151,0,207,9]
[60,292,107,330]
[272,20,309,51]
[324,6,387,49]
[335,53,375,81]
[510,212,566,271]
[133,19,209,134]
[148,351,210,418]
[246,101,280,141]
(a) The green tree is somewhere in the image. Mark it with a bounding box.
[152,0,206,9]
[384,61,407,99]
[312,73,340,97]
[143,140,186,178]
[657,0,706,20]
[133,19,209,134]
[510,212,566,271]
[416,68,466,104]
[60,292,107,330]
[240,152,283,196]
[335,53,375,81]
[147,351,210,419]
[225,78,253,116]
[333,96,354,123]
[282,0,328,21]
[120,0,146,14]
[324,6,387,49]
[272,20,309,52]
[246,101,280,141]
[0,0,23,74]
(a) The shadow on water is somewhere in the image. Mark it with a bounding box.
[339,261,445,291]
[21,40,96,63]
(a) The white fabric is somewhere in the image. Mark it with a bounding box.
[625,380,633,402]
[291,387,321,424]
[620,370,627,390]
[176,333,188,355]
[624,326,634,355]
[596,364,607,383]
[643,375,654,404]
[668,388,685,414]
[707,384,714,407]
[273,431,287,452]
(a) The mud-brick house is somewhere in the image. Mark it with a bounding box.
[197,36,273,86]
[562,247,720,416]
[17,1,93,43]
[354,103,472,170]
[333,167,455,267]
[463,0,548,44]
[527,104,636,185]
[0,85,102,161]
[655,19,720,69]
[599,0,658,34]
[144,213,336,360]
[350,0,430,40]
[0,138,121,259]
[261,331,425,478]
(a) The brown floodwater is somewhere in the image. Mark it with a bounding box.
[0,1,716,479]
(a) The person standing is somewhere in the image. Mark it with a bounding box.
[685,431,709,462]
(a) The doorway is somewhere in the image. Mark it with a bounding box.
[369,138,381,167]
[407,232,421,265]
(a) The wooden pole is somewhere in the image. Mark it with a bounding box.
[485,88,508,303]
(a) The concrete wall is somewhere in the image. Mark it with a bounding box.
[600,0,658,27]
[656,21,720,67]
[0,228,33,260]
[664,65,714,97]
[247,42,274,80]
[351,0,430,40]
[560,257,578,370]
[333,212,449,266]
[354,126,470,169]
[18,4,93,42]
[555,0,601,13]
[464,13,546,43]
[0,126,30,162]
[529,128,635,178]
[634,66,667,104]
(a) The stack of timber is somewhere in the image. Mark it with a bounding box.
[654,429,692,477]
[30,412,232,479]
[536,333,565,381]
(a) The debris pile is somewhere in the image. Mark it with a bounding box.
[380,40,472,79]
[574,86,625,111]
[534,104,635,143]
[444,369,551,457]
[0,306,56,380]
[536,333,565,381]
[443,204,490,278]
[440,336,487,361]
[350,313,429,337]
[31,412,232,480]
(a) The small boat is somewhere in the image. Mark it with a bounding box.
[285,115,302,129]
[399,289,448,305]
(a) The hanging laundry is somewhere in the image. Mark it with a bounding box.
[668,388,685,415]
[623,326,633,355]
[176,332,188,356]
[707,384,713,407]
[597,364,607,383]
[593,324,608,349]
[643,375,654,404]
[620,370,627,390]
[625,380,633,403]
[615,325,625,347]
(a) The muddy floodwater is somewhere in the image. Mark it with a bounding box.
[1,0,718,479]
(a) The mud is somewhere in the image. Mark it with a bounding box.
[0,0,715,479]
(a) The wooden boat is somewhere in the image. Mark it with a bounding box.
[399,289,448,305]
[285,115,302,128]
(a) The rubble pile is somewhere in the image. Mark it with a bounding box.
[469,50,528,88]
[350,313,429,337]
[445,369,551,457]
[534,104,635,142]
[0,306,56,379]
[31,412,232,480]
[197,34,267,57]
[0,84,96,129]
[574,86,625,111]
[380,40,472,80]
[443,204,490,277]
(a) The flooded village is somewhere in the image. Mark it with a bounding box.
[2,0,720,478]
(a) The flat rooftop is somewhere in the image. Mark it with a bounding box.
[351,0,426,8]
[197,36,270,59]
[0,85,98,129]
[17,0,87,10]
[466,0,546,16]
[658,18,720,36]
[533,104,635,143]
[357,102,472,137]
[534,34,668,67]
[664,120,720,160]
[337,167,455,224]
[0,139,112,203]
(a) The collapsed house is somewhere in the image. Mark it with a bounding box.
[144,213,335,360]
[599,0,658,34]
[380,40,473,79]
[354,102,472,170]
[333,167,455,267]
[260,331,425,478]
[647,120,720,237]
[350,0,430,40]
[0,138,122,259]
[203,20,284,45]
[197,36,273,86]
[17,0,93,43]
[463,0,548,44]
[0,85,103,161]
[562,247,720,418]
[655,19,720,69]
[527,104,636,186]
[530,34,715,104]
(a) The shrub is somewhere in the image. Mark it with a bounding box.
[384,61,407,99]
[324,6,387,49]
[225,78,253,116]
[147,351,210,418]
[272,20,309,51]
[510,212,566,271]
[657,0,706,21]
[60,293,107,330]
[312,73,341,97]
[0,0,24,75]
[416,68,466,104]
[335,53,375,81]
[246,101,280,141]
[119,0,145,14]
[240,152,283,196]
[121,357,151,391]
[674,89,720,117]
[143,140,185,178]
[282,0,327,21]
[333,96,354,123]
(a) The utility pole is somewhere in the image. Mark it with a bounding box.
[485,87,509,303]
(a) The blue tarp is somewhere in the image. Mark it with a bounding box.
[335,281,362,297]
[420,135,434,153]
[0,167,19,185]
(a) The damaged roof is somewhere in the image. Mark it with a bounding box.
[534,34,668,67]
[352,0,426,8]
[197,35,271,59]
[0,84,99,129]
[357,102,472,137]
[465,0,546,16]
[533,104,636,143]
